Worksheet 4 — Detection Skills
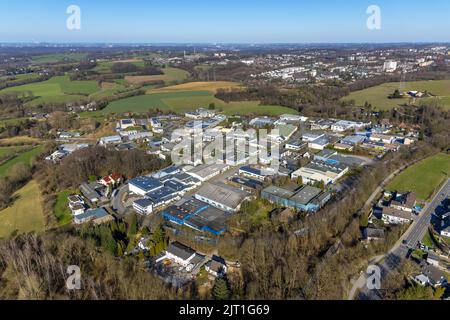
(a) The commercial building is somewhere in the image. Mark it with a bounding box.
[162,198,229,235]
[129,176,163,196]
[239,166,274,181]
[261,185,331,213]
[133,198,154,215]
[195,183,250,213]
[308,136,330,150]
[99,135,122,146]
[285,139,307,151]
[186,163,229,182]
[341,135,366,146]
[291,160,349,185]
[118,119,136,130]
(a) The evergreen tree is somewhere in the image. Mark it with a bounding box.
[117,241,124,256]
[212,278,230,300]
[152,225,165,243]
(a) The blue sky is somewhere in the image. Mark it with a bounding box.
[0,0,449,43]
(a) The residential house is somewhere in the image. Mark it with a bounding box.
[164,242,197,267]
[205,256,228,277]
[73,208,114,225]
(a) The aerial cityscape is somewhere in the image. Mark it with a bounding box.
[0,0,450,309]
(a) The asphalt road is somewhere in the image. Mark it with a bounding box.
[112,184,129,215]
[355,178,450,300]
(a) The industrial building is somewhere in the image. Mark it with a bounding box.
[291,160,349,185]
[195,182,250,213]
[162,198,229,235]
[261,185,331,213]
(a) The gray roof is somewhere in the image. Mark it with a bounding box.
[421,265,447,285]
[80,183,100,201]
[262,185,295,199]
[187,163,228,179]
[166,242,196,261]
[290,186,322,205]
[196,183,248,210]
[75,208,109,222]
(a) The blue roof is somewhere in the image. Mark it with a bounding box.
[240,166,263,176]
[134,198,154,208]
[162,166,179,175]
[146,186,177,203]
[129,176,163,193]
[342,135,366,145]
[165,180,188,192]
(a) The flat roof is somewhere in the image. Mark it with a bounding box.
[196,183,248,209]
[129,176,163,192]
[262,185,295,199]
[146,186,177,203]
[240,166,263,176]
[134,198,154,208]
[187,163,229,179]
[290,186,322,205]
[76,208,109,221]
[163,198,229,234]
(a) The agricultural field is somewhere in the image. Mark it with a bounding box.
[98,90,297,116]
[0,136,43,146]
[387,153,450,200]
[343,80,450,110]
[31,53,88,64]
[94,59,146,73]
[150,81,241,93]
[0,73,40,85]
[0,75,101,106]
[125,67,189,85]
[0,117,29,128]
[0,146,30,158]
[0,180,45,239]
[0,145,44,177]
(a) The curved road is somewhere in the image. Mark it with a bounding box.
[349,178,450,300]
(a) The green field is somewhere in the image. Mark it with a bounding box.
[343,80,450,110]
[31,53,88,64]
[125,67,189,85]
[54,190,73,226]
[0,75,101,106]
[0,146,30,158]
[0,180,45,239]
[94,59,146,73]
[0,118,29,128]
[98,90,298,116]
[388,153,450,200]
[0,145,44,177]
